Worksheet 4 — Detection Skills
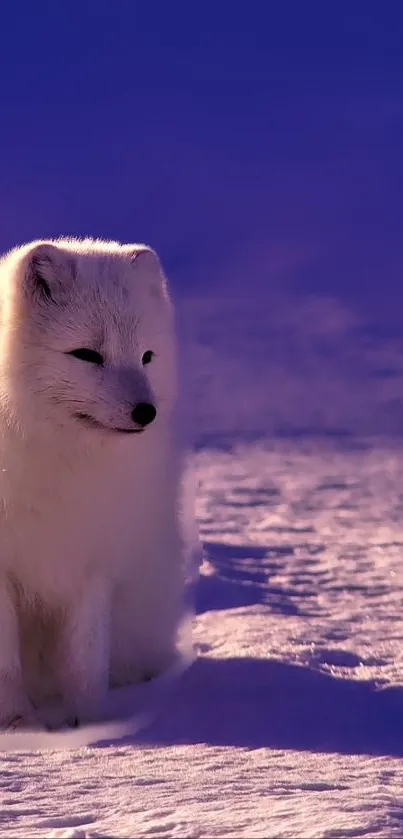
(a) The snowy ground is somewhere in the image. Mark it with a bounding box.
[2,290,403,837]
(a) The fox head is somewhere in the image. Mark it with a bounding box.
[0,238,177,442]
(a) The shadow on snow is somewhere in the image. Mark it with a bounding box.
[131,654,403,758]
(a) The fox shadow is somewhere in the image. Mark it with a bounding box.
[100,533,403,758]
[132,654,403,758]
[132,536,403,757]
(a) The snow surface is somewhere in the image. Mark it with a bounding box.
[2,288,403,837]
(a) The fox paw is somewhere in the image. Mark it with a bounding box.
[4,709,45,732]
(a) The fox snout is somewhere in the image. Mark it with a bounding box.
[131,402,156,427]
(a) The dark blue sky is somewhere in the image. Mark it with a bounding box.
[1,2,402,311]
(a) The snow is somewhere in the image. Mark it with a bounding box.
[2,289,403,837]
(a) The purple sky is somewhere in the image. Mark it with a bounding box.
[1,2,402,314]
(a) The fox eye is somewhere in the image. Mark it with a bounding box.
[142,350,154,365]
[67,348,104,365]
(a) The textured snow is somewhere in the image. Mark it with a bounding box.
[2,289,403,837]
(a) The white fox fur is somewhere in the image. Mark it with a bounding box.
[0,238,186,729]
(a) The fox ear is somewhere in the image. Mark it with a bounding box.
[130,246,169,301]
[24,243,75,304]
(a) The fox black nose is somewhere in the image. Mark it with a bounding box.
[131,402,157,427]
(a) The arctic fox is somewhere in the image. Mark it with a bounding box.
[0,237,186,729]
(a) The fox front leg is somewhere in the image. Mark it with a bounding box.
[55,577,111,726]
[0,581,42,729]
